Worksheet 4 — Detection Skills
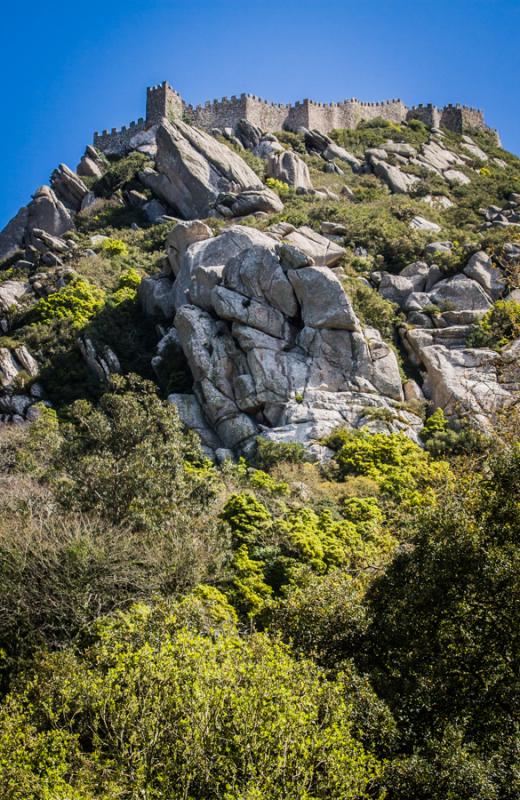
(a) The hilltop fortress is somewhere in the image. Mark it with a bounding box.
[93,80,492,152]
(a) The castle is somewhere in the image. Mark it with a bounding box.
[93,80,492,152]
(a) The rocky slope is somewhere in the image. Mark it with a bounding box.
[0,109,519,455]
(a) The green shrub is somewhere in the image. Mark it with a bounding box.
[255,437,308,469]
[0,604,382,799]
[107,267,141,306]
[467,299,520,349]
[30,279,105,328]
[266,176,293,198]
[324,429,452,507]
[273,130,307,154]
[93,151,150,197]
[53,375,217,530]
[99,237,129,257]
[220,492,272,547]
[343,276,400,340]
[368,446,520,799]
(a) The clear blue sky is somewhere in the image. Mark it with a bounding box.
[1,0,519,228]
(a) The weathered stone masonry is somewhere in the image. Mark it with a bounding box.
[94,80,493,151]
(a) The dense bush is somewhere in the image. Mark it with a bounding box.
[93,151,150,197]
[324,429,452,507]
[53,375,216,530]
[342,275,400,340]
[367,447,520,799]
[466,298,520,349]
[99,236,129,257]
[0,600,383,800]
[266,176,293,198]
[30,278,105,328]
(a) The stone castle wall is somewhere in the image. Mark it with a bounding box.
[439,104,486,133]
[93,81,492,152]
[93,118,147,153]
[146,81,184,123]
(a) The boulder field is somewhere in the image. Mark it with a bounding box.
[0,111,519,454]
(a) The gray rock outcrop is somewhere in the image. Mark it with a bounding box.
[139,120,264,219]
[0,207,28,265]
[77,145,106,178]
[373,248,519,429]
[266,151,313,191]
[0,345,42,424]
[25,186,74,246]
[144,224,422,457]
[372,160,419,194]
[50,164,89,212]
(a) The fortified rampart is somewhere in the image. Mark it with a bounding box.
[94,80,494,152]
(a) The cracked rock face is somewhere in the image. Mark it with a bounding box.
[374,251,520,428]
[145,224,423,457]
[266,150,313,191]
[139,120,264,219]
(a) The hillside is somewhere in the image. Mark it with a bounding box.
[0,95,519,799]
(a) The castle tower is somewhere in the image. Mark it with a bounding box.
[146,81,184,124]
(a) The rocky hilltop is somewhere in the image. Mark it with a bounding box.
[0,90,519,458]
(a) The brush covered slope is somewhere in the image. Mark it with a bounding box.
[0,108,519,800]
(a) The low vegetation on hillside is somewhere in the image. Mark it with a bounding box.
[0,117,519,800]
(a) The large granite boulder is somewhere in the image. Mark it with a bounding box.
[235,119,263,151]
[230,187,283,216]
[169,224,279,311]
[372,160,419,194]
[283,226,345,267]
[266,151,313,191]
[0,207,28,265]
[138,274,177,319]
[288,267,357,329]
[322,142,361,169]
[428,274,492,312]
[419,341,520,429]
[143,224,421,456]
[139,120,264,218]
[463,251,506,300]
[25,186,74,246]
[77,145,106,178]
[50,164,89,212]
[0,280,30,317]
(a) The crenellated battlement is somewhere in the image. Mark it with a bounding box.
[93,81,494,152]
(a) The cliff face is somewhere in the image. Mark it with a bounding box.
[0,99,519,454]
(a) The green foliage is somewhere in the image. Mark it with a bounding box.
[93,151,150,197]
[367,446,520,799]
[255,437,309,469]
[467,298,520,349]
[99,237,129,257]
[343,275,400,340]
[0,604,382,799]
[229,544,274,620]
[53,375,216,530]
[274,130,307,154]
[270,570,369,666]
[221,492,272,547]
[324,429,452,507]
[382,725,500,800]
[420,407,488,457]
[106,266,141,306]
[330,118,430,156]
[30,279,105,328]
[266,176,293,198]
[0,699,84,800]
